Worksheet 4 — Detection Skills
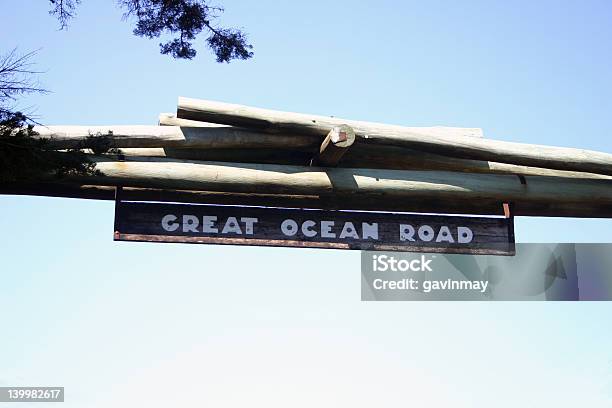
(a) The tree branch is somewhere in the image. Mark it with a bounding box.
[48,0,81,29]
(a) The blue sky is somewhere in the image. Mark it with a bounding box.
[1,1,612,406]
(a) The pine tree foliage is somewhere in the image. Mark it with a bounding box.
[0,50,106,182]
[0,112,102,183]
[2,1,253,181]
[50,0,254,61]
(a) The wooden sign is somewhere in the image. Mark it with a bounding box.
[114,201,515,255]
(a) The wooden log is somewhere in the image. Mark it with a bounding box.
[177,97,484,138]
[40,156,612,214]
[177,97,612,176]
[367,132,612,176]
[115,146,612,179]
[82,157,612,204]
[32,125,318,150]
[314,125,355,166]
[3,182,612,218]
[343,144,612,180]
[155,114,314,164]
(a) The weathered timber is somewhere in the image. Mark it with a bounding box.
[366,132,612,176]
[3,182,612,217]
[343,144,612,179]
[114,146,612,179]
[177,97,612,176]
[177,97,484,138]
[32,125,318,150]
[51,156,612,207]
[114,201,514,255]
[314,125,355,166]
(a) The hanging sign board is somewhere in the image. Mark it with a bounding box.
[114,201,515,255]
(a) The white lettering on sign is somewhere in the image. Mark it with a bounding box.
[221,216,241,234]
[281,219,298,236]
[160,214,475,244]
[457,227,473,243]
[301,220,317,237]
[436,226,453,243]
[182,215,199,233]
[161,214,179,232]
[399,224,416,241]
[320,221,335,238]
[241,218,258,235]
[418,225,435,241]
[202,216,218,233]
[362,223,379,240]
[161,214,259,235]
[280,219,379,240]
[339,222,359,239]
[120,202,513,253]
[399,224,473,244]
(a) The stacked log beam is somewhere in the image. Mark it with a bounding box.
[2,97,610,218]
[176,97,612,176]
[33,123,612,179]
